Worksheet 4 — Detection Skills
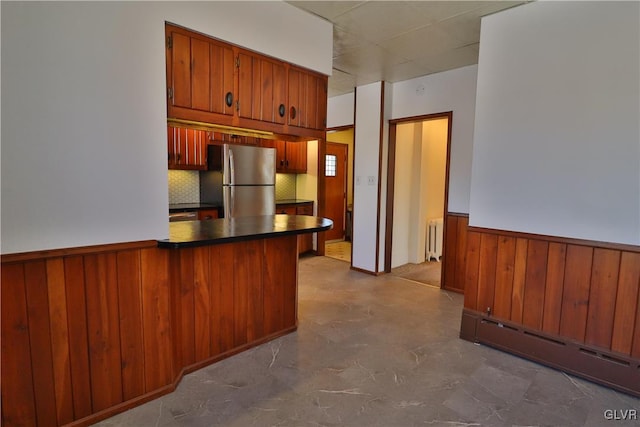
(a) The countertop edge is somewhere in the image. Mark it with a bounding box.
[157,215,332,249]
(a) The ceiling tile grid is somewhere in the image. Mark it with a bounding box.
[287,0,529,97]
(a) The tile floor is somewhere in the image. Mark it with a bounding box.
[325,240,351,263]
[97,256,639,426]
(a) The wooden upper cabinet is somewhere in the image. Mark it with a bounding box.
[275,140,307,174]
[166,23,327,137]
[167,126,207,170]
[288,66,327,131]
[166,24,235,123]
[237,50,286,125]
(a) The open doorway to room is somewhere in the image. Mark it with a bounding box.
[323,127,354,263]
[385,113,451,287]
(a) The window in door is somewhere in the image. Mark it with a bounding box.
[325,154,337,177]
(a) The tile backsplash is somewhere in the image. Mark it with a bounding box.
[276,174,296,200]
[168,170,199,204]
[169,170,298,204]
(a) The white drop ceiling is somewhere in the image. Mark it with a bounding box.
[286,1,530,97]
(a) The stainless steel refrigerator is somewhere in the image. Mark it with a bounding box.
[200,144,276,218]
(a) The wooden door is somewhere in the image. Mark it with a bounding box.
[324,142,348,241]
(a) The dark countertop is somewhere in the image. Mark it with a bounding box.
[169,203,222,212]
[275,199,314,205]
[158,214,332,249]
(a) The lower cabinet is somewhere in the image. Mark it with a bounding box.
[276,202,314,254]
[197,209,219,220]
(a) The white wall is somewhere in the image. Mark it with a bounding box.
[352,82,383,272]
[392,65,478,214]
[1,1,332,254]
[327,92,355,129]
[392,123,419,268]
[469,1,640,245]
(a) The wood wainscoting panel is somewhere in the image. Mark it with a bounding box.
[2,236,301,426]
[84,253,124,412]
[64,255,94,419]
[461,227,640,396]
[1,263,38,426]
[24,261,59,425]
[493,236,516,320]
[442,213,469,293]
[585,248,621,349]
[612,252,640,355]
[463,227,640,360]
[559,245,593,343]
[541,242,567,335]
[116,250,145,402]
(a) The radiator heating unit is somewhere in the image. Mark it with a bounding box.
[426,217,444,261]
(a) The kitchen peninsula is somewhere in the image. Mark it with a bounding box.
[1,215,331,426]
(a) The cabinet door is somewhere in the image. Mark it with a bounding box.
[276,205,297,215]
[167,25,235,119]
[288,68,327,131]
[275,140,287,172]
[168,126,207,170]
[287,68,302,127]
[169,31,192,110]
[296,203,313,215]
[197,209,219,220]
[316,77,328,131]
[238,52,286,125]
[286,141,308,174]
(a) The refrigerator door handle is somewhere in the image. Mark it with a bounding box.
[228,148,235,186]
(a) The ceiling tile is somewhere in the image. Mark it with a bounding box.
[333,26,367,57]
[378,24,465,61]
[287,0,530,96]
[406,1,488,24]
[415,43,479,74]
[285,1,365,21]
[333,43,408,76]
[332,1,433,43]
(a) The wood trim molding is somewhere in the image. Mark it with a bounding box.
[374,81,386,274]
[326,125,354,133]
[467,226,640,253]
[350,265,382,276]
[1,240,158,264]
[447,212,469,218]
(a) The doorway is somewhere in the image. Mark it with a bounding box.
[323,127,354,263]
[384,113,452,288]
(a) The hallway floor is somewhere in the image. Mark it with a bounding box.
[97,256,639,426]
[391,261,442,287]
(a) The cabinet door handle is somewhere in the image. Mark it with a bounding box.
[225,92,233,107]
[290,106,297,120]
[279,104,286,117]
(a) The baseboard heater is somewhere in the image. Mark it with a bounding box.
[460,309,640,397]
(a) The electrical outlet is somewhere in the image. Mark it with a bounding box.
[368,176,375,185]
